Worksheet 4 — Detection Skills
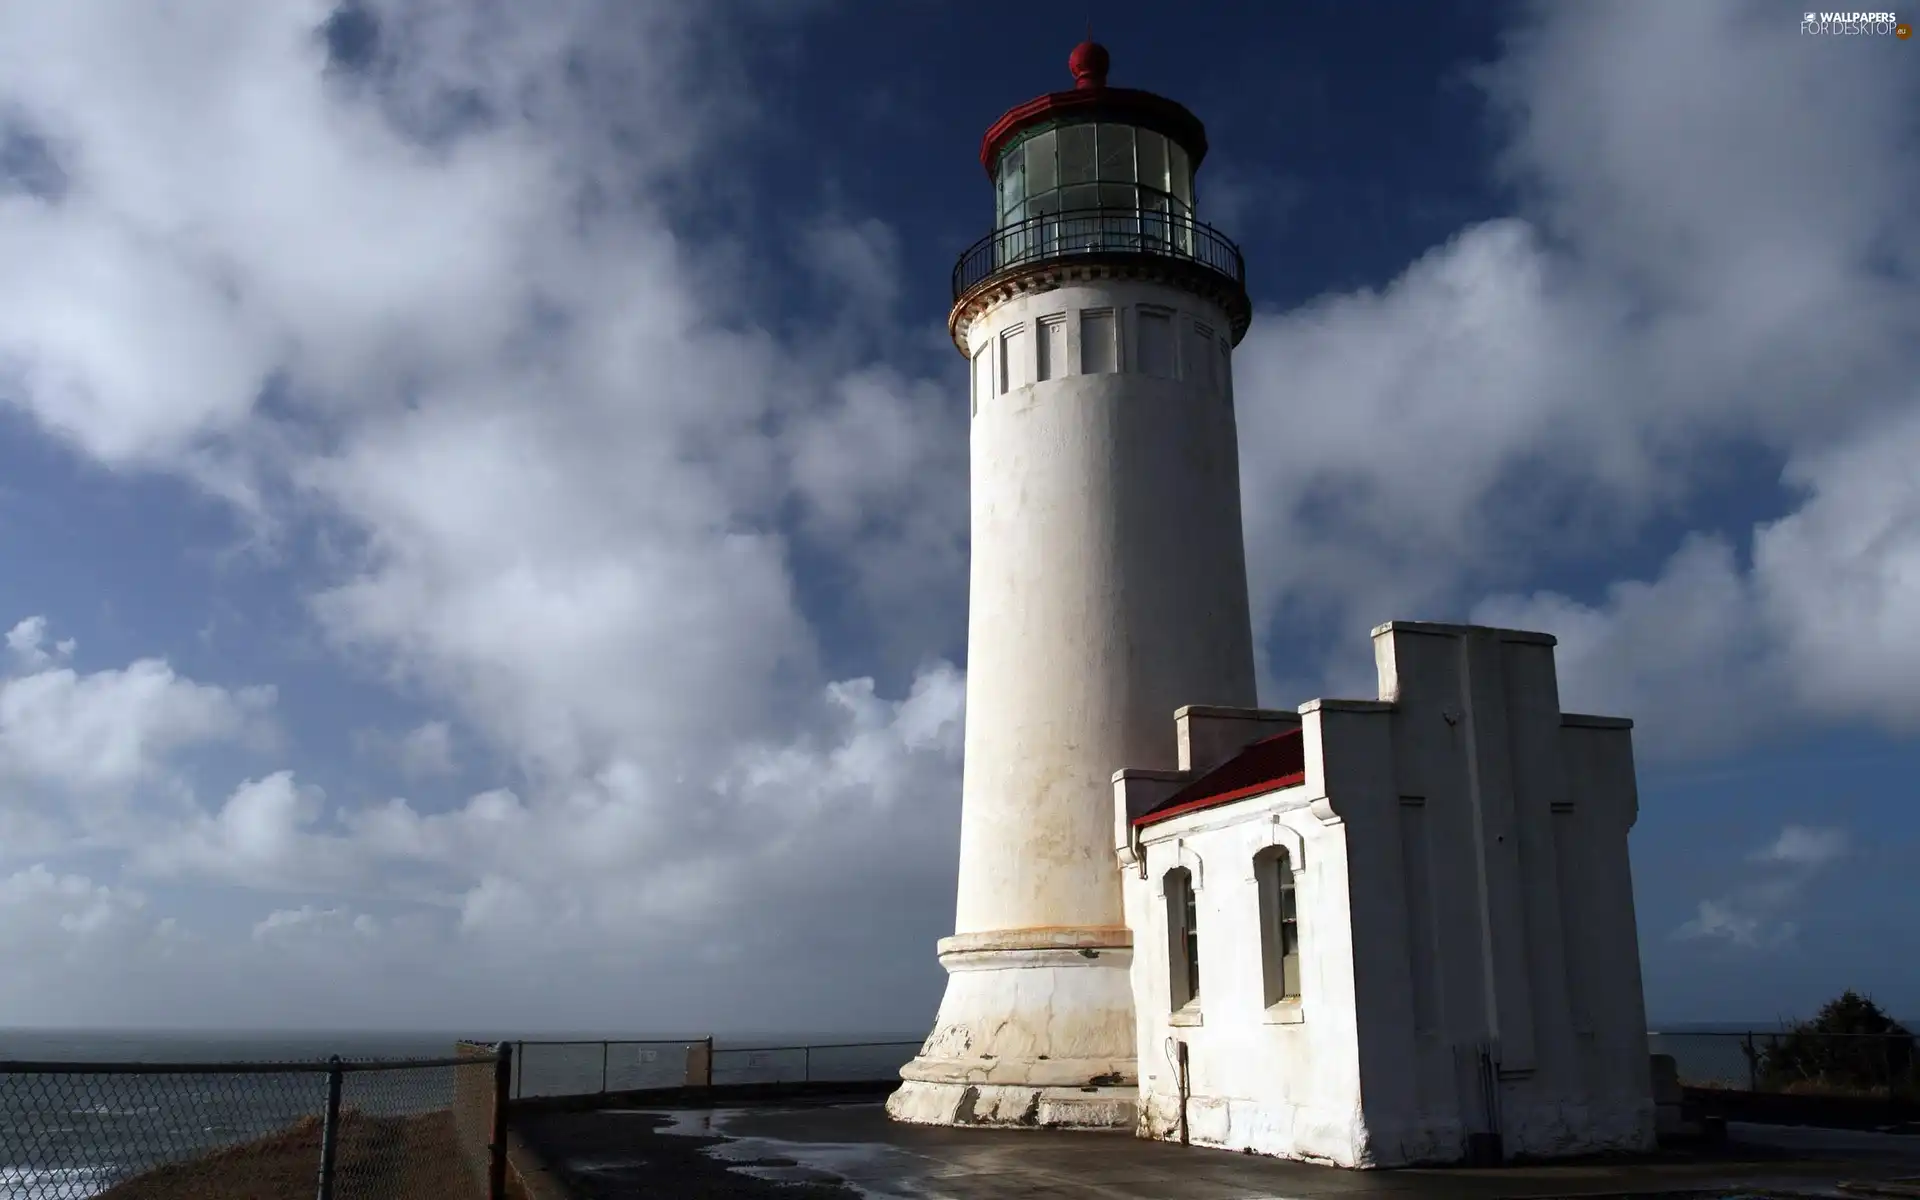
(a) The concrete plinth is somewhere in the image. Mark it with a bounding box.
[889,929,1138,1130]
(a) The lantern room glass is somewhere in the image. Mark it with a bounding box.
[994,122,1195,265]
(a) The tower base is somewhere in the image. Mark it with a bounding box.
[886,1079,1137,1129]
[889,927,1137,1131]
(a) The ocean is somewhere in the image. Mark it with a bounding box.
[0,1029,925,1199]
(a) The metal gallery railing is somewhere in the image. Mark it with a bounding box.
[0,1044,511,1200]
[952,205,1246,302]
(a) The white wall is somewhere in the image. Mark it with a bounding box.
[952,280,1255,936]
[1116,623,1658,1166]
[1121,781,1374,1165]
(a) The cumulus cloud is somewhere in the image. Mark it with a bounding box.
[0,617,276,802]
[1673,823,1852,949]
[1752,825,1851,871]
[397,720,456,778]
[138,772,355,892]
[1237,0,1918,750]
[5,616,75,670]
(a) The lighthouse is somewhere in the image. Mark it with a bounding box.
[889,41,1259,1130]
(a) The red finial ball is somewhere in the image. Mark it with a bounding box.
[1069,40,1109,90]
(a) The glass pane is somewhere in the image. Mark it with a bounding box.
[1059,183,1097,213]
[1097,124,1135,182]
[1136,129,1168,193]
[998,148,1025,221]
[1058,123,1095,186]
[1025,130,1056,196]
[1141,190,1171,250]
[1097,184,1136,249]
[1168,141,1191,208]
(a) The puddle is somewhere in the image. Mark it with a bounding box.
[609,1108,724,1137]
[589,1106,927,1197]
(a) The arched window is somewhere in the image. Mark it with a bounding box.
[1255,847,1301,1006]
[1164,867,1200,1011]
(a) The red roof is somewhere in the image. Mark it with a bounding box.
[979,42,1209,179]
[1133,728,1306,828]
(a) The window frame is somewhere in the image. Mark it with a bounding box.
[1164,866,1201,1015]
[1256,845,1304,1013]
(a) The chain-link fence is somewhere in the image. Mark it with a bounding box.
[1649,1030,1919,1097]
[0,1045,511,1200]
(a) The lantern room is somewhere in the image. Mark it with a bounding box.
[951,41,1251,348]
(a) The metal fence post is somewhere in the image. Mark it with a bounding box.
[514,1040,523,1100]
[490,1042,512,1200]
[316,1055,344,1200]
[803,1045,811,1083]
[601,1041,609,1094]
[1744,1032,1758,1092]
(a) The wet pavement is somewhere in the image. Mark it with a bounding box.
[512,1091,1920,1199]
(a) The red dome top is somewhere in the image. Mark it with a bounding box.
[978,42,1208,178]
[1068,40,1110,89]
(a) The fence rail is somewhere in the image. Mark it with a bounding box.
[0,1044,511,1200]
[503,1037,924,1098]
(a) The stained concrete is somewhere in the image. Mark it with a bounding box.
[513,1093,1920,1199]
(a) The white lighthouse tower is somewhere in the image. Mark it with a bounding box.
[889,41,1259,1130]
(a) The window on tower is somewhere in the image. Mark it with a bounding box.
[999,324,1028,394]
[1080,309,1116,374]
[1136,309,1174,378]
[1186,321,1215,390]
[1165,867,1200,1012]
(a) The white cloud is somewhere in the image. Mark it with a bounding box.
[0,618,276,796]
[1472,401,1920,756]
[0,866,155,978]
[1673,823,1851,949]
[252,905,380,944]
[5,616,75,670]
[1752,825,1850,870]
[138,771,355,892]
[396,720,456,779]
[1236,0,1918,752]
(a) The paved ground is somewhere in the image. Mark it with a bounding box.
[513,1093,1920,1199]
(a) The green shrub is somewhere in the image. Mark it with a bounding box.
[1754,990,1917,1096]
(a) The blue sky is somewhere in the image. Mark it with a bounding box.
[0,0,1915,1033]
